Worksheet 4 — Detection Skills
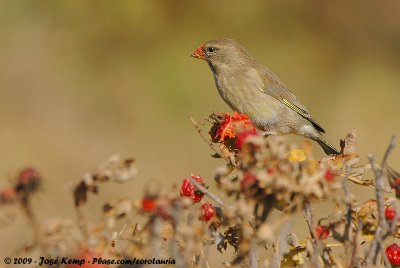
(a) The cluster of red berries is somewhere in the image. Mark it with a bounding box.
[385,170,400,265]
[140,174,216,222]
[179,174,216,221]
[215,112,256,143]
[382,206,400,266]
[213,112,258,152]
[0,167,42,204]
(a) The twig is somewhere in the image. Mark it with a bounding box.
[249,237,258,268]
[151,216,162,263]
[326,250,345,268]
[270,222,294,268]
[349,222,361,268]
[379,243,391,268]
[341,170,356,267]
[189,177,245,228]
[189,177,225,207]
[189,115,236,166]
[343,168,352,240]
[381,136,397,174]
[76,204,90,239]
[170,205,186,268]
[365,136,396,265]
[302,201,322,268]
[303,201,316,240]
[200,247,212,268]
[364,155,384,265]
[21,196,41,250]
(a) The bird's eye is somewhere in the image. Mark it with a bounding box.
[206,47,217,53]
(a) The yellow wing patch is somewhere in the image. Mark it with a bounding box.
[281,98,310,118]
[281,98,325,133]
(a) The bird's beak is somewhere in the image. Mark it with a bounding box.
[191,45,206,60]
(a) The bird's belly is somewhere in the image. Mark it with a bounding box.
[249,105,295,135]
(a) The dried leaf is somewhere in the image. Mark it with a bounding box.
[281,246,306,266]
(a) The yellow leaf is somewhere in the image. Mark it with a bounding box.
[288,149,306,162]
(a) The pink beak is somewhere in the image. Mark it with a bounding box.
[191,45,206,60]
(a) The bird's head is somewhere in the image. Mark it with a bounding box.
[191,38,253,69]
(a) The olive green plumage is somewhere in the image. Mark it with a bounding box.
[192,38,339,155]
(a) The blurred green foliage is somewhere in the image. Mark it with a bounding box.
[0,0,399,256]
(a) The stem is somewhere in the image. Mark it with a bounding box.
[189,177,225,207]
[365,136,396,265]
[303,201,322,268]
[21,196,41,250]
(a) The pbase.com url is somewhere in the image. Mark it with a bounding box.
[35,257,176,266]
[91,258,176,266]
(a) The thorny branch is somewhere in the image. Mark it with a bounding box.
[302,202,322,268]
[365,135,397,266]
[2,111,400,268]
[189,177,225,207]
[270,222,294,268]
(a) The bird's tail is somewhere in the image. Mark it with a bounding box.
[313,137,340,155]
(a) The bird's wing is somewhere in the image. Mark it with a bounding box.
[254,66,325,133]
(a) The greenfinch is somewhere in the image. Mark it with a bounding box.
[191,38,339,155]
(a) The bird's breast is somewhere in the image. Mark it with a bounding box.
[213,71,282,128]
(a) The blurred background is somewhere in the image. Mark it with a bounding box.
[0,0,399,260]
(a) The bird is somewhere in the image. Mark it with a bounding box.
[191,38,339,155]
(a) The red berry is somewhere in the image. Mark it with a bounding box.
[235,131,257,150]
[0,188,18,204]
[315,225,330,240]
[324,169,334,181]
[179,175,205,203]
[386,243,400,266]
[141,196,157,213]
[386,207,396,221]
[199,202,216,221]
